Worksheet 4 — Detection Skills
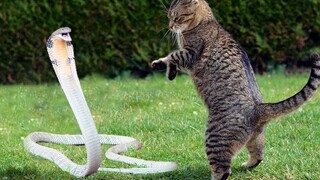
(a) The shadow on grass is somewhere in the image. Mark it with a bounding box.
[91,165,212,180]
[171,165,211,180]
[0,165,254,179]
[0,166,40,179]
[140,165,253,179]
[129,165,211,180]
[230,165,260,179]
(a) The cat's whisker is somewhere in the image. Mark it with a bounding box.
[159,0,168,11]
[160,29,171,42]
[157,26,169,34]
[159,0,169,19]
[168,30,173,39]
[171,31,175,40]
[171,31,178,45]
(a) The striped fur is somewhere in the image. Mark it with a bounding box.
[257,53,320,122]
[152,0,320,179]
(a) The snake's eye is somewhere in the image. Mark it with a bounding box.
[58,32,72,41]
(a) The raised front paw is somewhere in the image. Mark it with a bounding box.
[152,59,167,71]
[167,63,177,81]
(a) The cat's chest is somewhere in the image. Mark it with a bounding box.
[177,33,184,49]
[177,32,195,49]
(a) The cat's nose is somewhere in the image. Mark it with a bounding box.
[169,21,174,29]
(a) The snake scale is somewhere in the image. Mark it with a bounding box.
[24,27,178,177]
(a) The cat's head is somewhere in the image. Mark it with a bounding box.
[167,0,213,33]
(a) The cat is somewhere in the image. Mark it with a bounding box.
[152,0,320,179]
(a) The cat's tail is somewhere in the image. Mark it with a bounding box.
[256,53,320,123]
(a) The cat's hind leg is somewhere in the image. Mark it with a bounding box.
[206,115,251,179]
[205,141,232,180]
[206,131,245,179]
[242,126,265,169]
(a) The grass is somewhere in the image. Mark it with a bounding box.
[0,73,319,179]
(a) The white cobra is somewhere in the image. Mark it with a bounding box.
[24,27,178,177]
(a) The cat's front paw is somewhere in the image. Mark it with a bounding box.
[167,63,177,81]
[152,58,167,71]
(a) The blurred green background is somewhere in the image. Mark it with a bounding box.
[0,0,320,84]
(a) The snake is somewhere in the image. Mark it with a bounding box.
[23,27,178,177]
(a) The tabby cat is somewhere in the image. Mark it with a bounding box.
[152,0,320,179]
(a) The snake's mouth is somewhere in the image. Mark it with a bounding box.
[57,33,72,42]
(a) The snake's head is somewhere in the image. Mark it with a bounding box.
[50,27,72,42]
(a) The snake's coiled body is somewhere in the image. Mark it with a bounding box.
[24,27,178,177]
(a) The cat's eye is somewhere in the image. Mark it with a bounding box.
[173,17,180,22]
[181,13,193,17]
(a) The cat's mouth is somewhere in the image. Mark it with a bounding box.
[170,25,185,34]
[170,29,179,34]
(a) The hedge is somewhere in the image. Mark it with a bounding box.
[0,0,319,84]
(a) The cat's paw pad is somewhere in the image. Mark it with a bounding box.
[152,59,167,70]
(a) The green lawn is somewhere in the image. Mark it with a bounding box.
[0,73,319,179]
